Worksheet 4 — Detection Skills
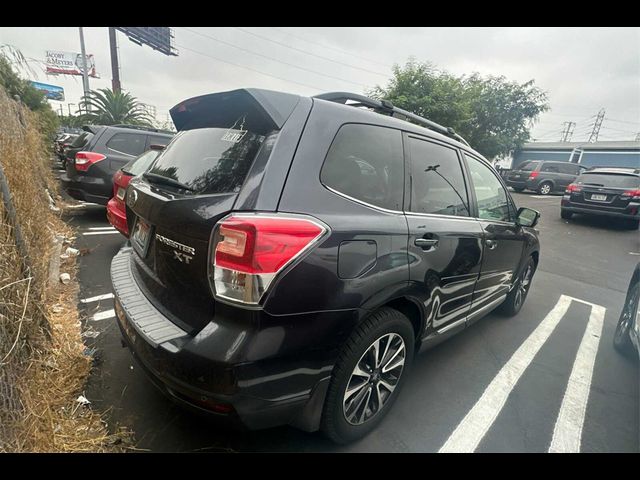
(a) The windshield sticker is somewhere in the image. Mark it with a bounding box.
[221,116,247,143]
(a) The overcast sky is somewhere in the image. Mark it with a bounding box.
[1,26,639,142]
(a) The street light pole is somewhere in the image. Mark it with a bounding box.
[78,27,91,113]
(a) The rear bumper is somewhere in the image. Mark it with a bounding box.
[106,198,129,237]
[506,178,535,190]
[561,198,640,220]
[110,247,341,431]
[60,172,110,206]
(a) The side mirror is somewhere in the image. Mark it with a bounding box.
[516,207,540,228]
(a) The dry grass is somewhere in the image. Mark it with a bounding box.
[0,87,130,452]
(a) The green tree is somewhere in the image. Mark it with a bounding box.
[0,45,59,139]
[369,60,549,159]
[78,88,154,127]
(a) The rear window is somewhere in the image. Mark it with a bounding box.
[71,131,93,148]
[576,173,640,189]
[122,150,161,176]
[146,126,269,194]
[518,161,539,171]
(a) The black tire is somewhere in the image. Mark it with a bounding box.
[321,307,415,444]
[498,256,536,317]
[513,187,525,193]
[613,279,639,358]
[537,181,553,195]
[561,209,573,220]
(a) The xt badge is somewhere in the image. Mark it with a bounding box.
[155,234,195,264]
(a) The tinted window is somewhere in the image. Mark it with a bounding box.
[465,154,512,222]
[557,163,580,175]
[540,163,560,173]
[408,137,469,217]
[576,173,640,189]
[518,161,539,171]
[122,150,160,176]
[148,135,172,147]
[147,127,271,194]
[71,131,93,148]
[321,124,404,211]
[106,133,146,156]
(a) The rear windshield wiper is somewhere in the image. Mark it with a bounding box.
[143,172,194,192]
[582,182,604,187]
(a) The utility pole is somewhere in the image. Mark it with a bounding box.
[588,109,605,143]
[78,27,91,113]
[109,27,122,93]
[560,122,576,142]
[67,103,75,116]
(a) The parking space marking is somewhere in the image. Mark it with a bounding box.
[439,296,572,453]
[530,195,560,199]
[91,309,115,321]
[88,226,116,231]
[80,293,114,304]
[549,302,606,453]
[82,231,121,236]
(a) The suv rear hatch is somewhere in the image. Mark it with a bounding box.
[568,171,640,212]
[125,89,300,334]
[508,160,540,182]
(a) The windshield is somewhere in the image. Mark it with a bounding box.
[576,173,640,189]
[122,150,161,176]
[146,126,270,195]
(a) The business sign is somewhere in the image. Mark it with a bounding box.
[115,27,178,56]
[30,81,65,101]
[45,50,98,77]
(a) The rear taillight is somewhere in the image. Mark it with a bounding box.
[75,151,106,172]
[621,189,640,199]
[528,171,539,179]
[566,183,582,193]
[210,214,327,305]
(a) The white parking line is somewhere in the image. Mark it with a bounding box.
[530,195,559,199]
[91,309,115,321]
[82,231,120,236]
[439,295,572,453]
[88,226,116,231]
[80,293,114,304]
[549,303,606,453]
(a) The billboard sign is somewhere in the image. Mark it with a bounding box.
[115,27,178,56]
[30,81,65,101]
[45,50,98,78]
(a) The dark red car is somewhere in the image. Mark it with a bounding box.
[107,147,163,237]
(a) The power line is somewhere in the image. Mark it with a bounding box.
[231,27,390,78]
[179,27,367,89]
[607,117,640,126]
[600,125,638,134]
[269,27,391,69]
[174,43,324,93]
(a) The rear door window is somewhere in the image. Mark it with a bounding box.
[576,173,640,189]
[540,163,560,173]
[106,133,146,157]
[407,137,469,217]
[558,163,581,175]
[320,124,404,211]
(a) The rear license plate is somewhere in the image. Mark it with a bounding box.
[591,194,607,201]
[132,218,151,256]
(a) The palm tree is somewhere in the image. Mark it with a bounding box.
[77,88,154,126]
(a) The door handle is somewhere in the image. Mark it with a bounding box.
[486,239,498,250]
[415,238,439,249]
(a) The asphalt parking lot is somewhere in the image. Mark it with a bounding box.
[63,189,639,452]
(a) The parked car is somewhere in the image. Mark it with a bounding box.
[107,146,164,237]
[614,263,640,360]
[61,129,96,169]
[505,160,588,195]
[54,133,78,162]
[60,125,173,205]
[111,88,541,444]
[561,167,640,229]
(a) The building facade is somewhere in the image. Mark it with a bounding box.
[511,141,640,169]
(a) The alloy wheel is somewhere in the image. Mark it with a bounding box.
[514,264,533,310]
[539,183,551,195]
[343,333,406,426]
[615,287,638,343]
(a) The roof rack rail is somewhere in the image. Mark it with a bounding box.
[111,124,174,135]
[313,92,470,147]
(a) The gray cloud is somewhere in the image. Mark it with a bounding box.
[1,26,638,140]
